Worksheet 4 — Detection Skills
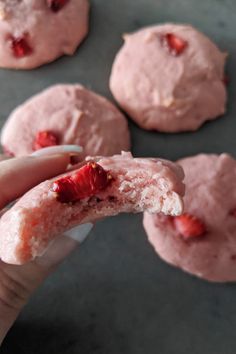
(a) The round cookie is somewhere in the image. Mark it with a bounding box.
[110,24,227,132]
[0,0,89,69]
[143,154,236,282]
[1,84,130,158]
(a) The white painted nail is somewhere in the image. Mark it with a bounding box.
[65,223,93,243]
[31,145,83,157]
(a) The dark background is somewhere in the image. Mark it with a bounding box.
[1,0,236,353]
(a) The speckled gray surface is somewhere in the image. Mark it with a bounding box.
[1,0,236,353]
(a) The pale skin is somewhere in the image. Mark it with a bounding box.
[0,151,89,345]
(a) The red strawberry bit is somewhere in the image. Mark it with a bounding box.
[52,162,113,203]
[33,131,58,151]
[47,0,69,12]
[10,35,33,58]
[222,75,229,86]
[161,33,188,56]
[173,213,206,239]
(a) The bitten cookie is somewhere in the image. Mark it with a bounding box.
[1,84,130,158]
[0,0,89,69]
[0,152,184,264]
[110,24,227,132]
[144,154,236,282]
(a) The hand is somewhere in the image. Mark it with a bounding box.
[0,147,93,345]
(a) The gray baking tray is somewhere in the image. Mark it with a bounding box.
[1,0,236,353]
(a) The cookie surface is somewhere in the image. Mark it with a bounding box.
[110,24,227,132]
[1,84,130,158]
[144,154,236,282]
[0,0,89,69]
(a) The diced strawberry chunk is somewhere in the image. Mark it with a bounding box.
[173,213,206,238]
[33,131,58,151]
[161,33,188,56]
[52,162,113,203]
[47,0,69,12]
[10,35,33,58]
[223,75,229,86]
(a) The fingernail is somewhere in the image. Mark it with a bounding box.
[65,223,93,243]
[31,145,83,157]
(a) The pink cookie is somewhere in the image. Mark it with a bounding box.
[0,0,89,69]
[110,24,227,132]
[144,154,236,282]
[0,152,184,264]
[1,84,130,158]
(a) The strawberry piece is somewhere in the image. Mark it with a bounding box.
[173,213,206,238]
[161,33,188,56]
[33,131,58,151]
[223,75,229,86]
[52,162,113,203]
[47,0,69,12]
[10,35,33,58]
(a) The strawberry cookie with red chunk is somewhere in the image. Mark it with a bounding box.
[144,154,236,282]
[1,84,130,158]
[0,152,184,265]
[110,24,227,132]
[0,0,89,69]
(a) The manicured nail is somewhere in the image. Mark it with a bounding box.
[31,145,83,157]
[65,223,93,243]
